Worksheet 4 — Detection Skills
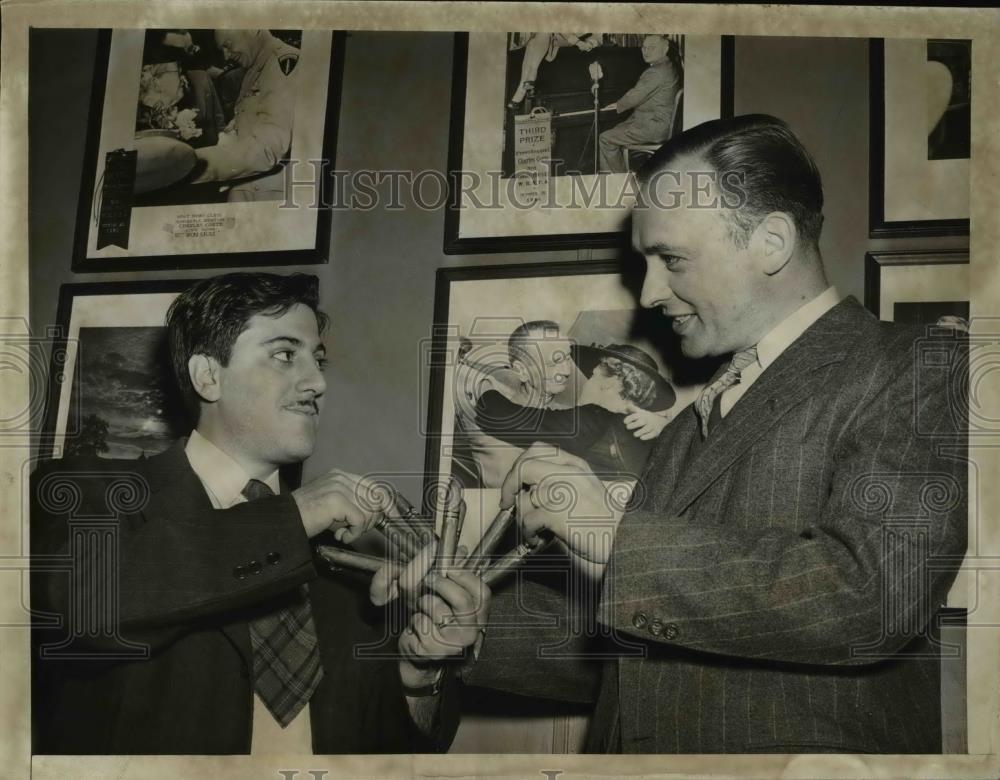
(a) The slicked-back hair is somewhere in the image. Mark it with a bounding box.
[507,320,561,366]
[637,114,824,249]
[166,272,329,423]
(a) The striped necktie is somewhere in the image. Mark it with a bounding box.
[695,347,758,439]
[242,478,324,727]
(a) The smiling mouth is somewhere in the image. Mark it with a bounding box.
[670,313,696,333]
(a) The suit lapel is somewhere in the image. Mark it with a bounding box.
[143,439,255,671]
[633,407,698,514]
[665,298,867,516]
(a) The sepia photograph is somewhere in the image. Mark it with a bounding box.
[501,33,686,177]
[6,4,995,779]
[40,281,193,460]
[424,261,707,496]
[72,28,343,271]
[445,32,733,252]
[870,38,971,237]
[927,39,971,163]
[864,249,969,323]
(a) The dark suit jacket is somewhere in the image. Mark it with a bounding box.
[467,297,968,753]
[31,440,458,754]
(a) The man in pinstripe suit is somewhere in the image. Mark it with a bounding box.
[467,114,967,753]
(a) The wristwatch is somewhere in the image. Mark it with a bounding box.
[401,667,445,698]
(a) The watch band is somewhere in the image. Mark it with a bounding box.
[401,668,444,698]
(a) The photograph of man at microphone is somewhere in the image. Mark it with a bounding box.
[503,32,686,177]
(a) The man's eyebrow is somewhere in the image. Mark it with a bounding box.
[261,337,327,355]
[641,242,684,255]
[261,336,303,348]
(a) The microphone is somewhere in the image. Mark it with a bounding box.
[587,60,604,89]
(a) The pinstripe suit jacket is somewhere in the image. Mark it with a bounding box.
[468,297,967,753]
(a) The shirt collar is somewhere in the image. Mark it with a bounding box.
[754,287,841,371]
[184,429,280,508]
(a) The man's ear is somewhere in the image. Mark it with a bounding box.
[511,357,530,384]
[188,354,222,403]
[753,212,796,276]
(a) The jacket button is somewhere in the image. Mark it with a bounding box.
[248,559,263,575]
[649,619,664,636]
[632,612,648,629]
[266,551,281,566]
[663,622,679,640]
[233,565,247,580]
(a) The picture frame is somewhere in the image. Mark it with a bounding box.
[444,32,735,254]
[864,248,969,323]
[39,279,197,460]
[421,259,716,533]
[869,38,970,238]
[71,28,346,272]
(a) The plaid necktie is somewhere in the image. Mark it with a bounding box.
[695,347,758,438]
[242,478,324,727]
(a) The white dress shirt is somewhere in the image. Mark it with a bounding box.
[720,287,841,418]
[184,430,312,755]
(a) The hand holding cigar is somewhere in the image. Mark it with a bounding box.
[463,505,516,575]
[500,443,621,565]
[317,544,402,575]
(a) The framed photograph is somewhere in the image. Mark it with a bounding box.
[869,38,970,238]
[864,249,969,322]
[72,28,345,272]
[444,32,735,253]
[39,280,196,460]
[421,259,716,540]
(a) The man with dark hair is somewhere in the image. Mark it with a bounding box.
[31,272,490,754]
[468,114,967,753]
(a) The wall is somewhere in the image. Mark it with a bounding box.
[28,30,967,753]
[733,35,965,303]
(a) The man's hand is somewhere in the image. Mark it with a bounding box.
[370,538,492,705]
[292,469,392,541]
[371,535,437,607]
[624,408,673,440]
[500,443,623,564]
[400,567,491,664]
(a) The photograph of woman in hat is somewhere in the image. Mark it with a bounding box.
[473,343,676,480]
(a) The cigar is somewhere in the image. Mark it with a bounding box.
[316,545,399,575]
[481,534,552,588]
[389,490,438,548]
[407,513,437,549]
[433,478,463,572]
[373,514,420,560]
[463,505,516,574]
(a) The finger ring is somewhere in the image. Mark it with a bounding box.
[373,514,388,531]
[436,614,457,628]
